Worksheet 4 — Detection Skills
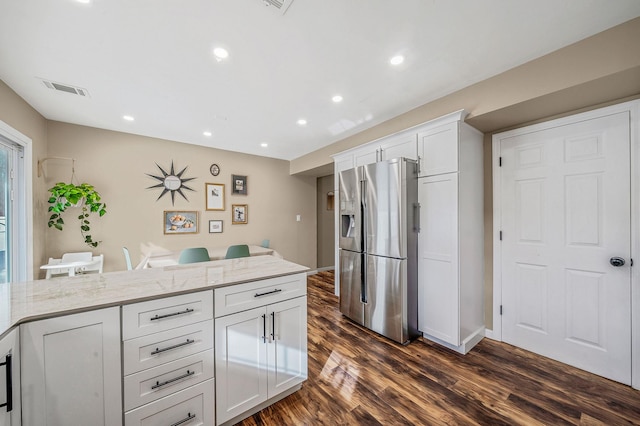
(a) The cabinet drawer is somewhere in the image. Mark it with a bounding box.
[123,320,214,375]
[214,273,306,317]
[124,349,214,411]
[123,290,213,340]
[124,379,214,426]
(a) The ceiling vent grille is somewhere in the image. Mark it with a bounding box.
[260,0,293,15]
[42,79,90,97]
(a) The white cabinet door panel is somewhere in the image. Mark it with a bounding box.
[267,297,308,396]
[215,307,268,425]
[418,122,458,176]
[354,149,378,167]
[381,133,418,161]
[21,307,122,426]
[418,174,459,345]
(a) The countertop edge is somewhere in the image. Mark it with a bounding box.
[1,258,310,339]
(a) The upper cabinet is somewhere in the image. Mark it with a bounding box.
[354,132,418,167]
[418,121,458,176]
[334,130,418,173]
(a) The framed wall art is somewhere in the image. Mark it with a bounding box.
[232,174,247,195]
[232,204,248,224]
[164,211,198,234]
[209,220,223,233]
[205,183,225,211]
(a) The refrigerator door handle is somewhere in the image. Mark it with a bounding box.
[361,178,367,252]
[361,255,367,304]
[414,202,421,233]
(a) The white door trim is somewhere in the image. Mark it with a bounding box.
[0,120,33,282]
[491,99,640,389]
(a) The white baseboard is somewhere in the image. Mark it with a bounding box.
[423,326,485,355]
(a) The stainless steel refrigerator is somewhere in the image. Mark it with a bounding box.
[338,157,419,344]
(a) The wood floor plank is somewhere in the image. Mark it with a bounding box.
[236,271,640,426]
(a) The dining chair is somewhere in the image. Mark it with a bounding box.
[178,247,210,264]
[225,244,250,259]
[122,247,133,270]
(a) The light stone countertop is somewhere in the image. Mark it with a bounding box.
[0,255,309,339]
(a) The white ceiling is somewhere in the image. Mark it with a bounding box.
[1,1,640,161]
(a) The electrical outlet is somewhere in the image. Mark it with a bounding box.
[296,214,301,222]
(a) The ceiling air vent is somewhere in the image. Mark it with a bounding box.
[42,79,90,97]
[260,0,293,15]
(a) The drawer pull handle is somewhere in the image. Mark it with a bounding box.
[151,339,195,355]
[254,289,282,297]
[170,412,196,426]
[150,308,195,321]
[151,369,195,390]
[0,354,12,412]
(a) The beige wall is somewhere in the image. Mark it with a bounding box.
[41,121,317,274]
[0,80,48,278]
[316,175,335,268]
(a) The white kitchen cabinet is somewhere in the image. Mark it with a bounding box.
[417,113,485,354]
[21,307,122,426]
[354,131,418,167]
[418,121,458,176]
[0,328,20,426]
[122,291,214,423]
[214,273,307,426]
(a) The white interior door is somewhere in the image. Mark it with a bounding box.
[499,111,631,384]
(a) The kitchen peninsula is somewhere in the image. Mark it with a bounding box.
[0,255,309,426]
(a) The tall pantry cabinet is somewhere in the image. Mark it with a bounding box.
[417,111,485,354]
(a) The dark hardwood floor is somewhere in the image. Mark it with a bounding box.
[238,271,640,425]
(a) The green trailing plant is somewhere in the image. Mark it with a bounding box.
[47,182,107,248]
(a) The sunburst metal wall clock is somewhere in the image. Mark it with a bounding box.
[146,161,196,205]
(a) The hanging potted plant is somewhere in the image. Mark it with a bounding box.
[47,182,107,248]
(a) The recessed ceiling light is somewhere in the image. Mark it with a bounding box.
[260,143,268,148]
[203,131,212,137]
[76,0,91,3]
[389,55,404,66]
[332,95,343,103]
[123,115,134,121]
[213,47,229,61]
[297,119,307,126]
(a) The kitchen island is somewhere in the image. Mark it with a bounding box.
[0,255,309,426]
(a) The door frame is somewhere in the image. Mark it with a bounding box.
[491,99,640,389]
[0,120,33,282]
